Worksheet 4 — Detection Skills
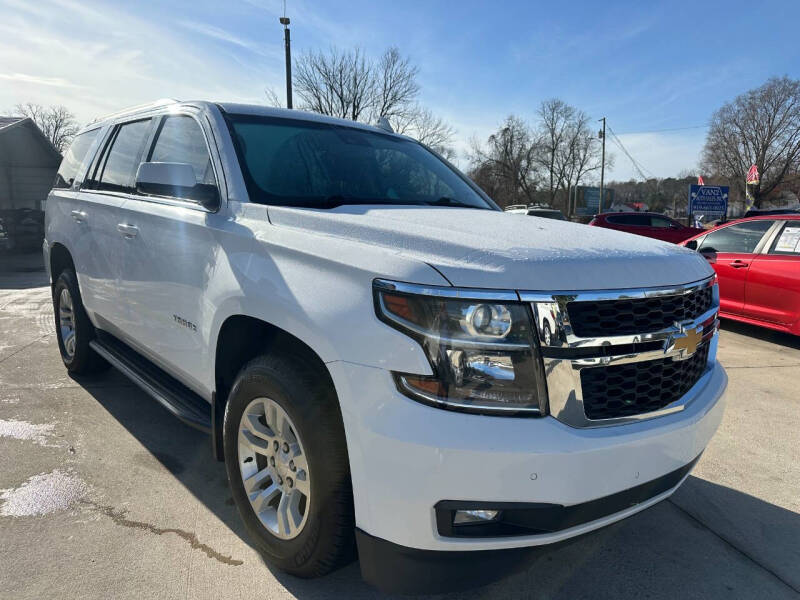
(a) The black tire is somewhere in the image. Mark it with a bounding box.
[223,353,355,577]
[52,269,108,374]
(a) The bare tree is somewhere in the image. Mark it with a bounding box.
[292,45,454,152]
[468,116,539,208]
[702,76,800,207]
[535,99,576,204]
[13,103,78,152]
[294,47,376,121]
[264,86,283,107]
[391,105,455,157]
[373,47,419,121]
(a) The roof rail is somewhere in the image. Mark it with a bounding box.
[89,98,180,125]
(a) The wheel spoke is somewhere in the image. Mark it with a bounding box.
[243,465,272,494]
[239,430,270,455]
[293,470,310,496]
[276,493,292,537]
[287,490,303,530]
[264,400,280,436]
[244,412,273,441]
[252,482,281,513]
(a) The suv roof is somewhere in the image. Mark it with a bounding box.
[85,99,405,140]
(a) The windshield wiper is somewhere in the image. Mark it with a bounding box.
[315,195,390,209]
[291,195,487,210]
[428,196,488,209]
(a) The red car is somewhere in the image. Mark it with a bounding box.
[589,212,704,243]
[680,215,800,335]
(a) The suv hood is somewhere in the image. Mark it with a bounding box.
[269,205,713,290]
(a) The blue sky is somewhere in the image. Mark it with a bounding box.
[1,0,798,181]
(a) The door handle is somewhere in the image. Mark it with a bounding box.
[71,210,87,223]
[117,224,139,238]
[730,260,749,268]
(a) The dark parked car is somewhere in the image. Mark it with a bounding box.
[589,211,704,243]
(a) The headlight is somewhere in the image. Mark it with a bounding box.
[374,280,548,416]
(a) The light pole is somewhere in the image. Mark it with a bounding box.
[598,117,606,213]
[280,16,292,109]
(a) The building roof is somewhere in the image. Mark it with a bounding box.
[0,116,61,166]
[0,116,25,130]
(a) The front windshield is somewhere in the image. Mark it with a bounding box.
[225,114,495,210]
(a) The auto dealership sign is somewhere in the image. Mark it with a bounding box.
[689,184,728,216]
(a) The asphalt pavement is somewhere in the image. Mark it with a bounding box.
[0,253,798,599]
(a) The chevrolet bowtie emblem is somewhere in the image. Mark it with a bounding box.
[667,324,703,359]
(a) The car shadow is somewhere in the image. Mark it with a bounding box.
[76,374,800,599]
[720,319,800,350]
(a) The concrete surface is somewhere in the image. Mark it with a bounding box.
[0,253,798,599]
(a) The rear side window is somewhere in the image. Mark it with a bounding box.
[650,216,674,228]
[607,213,649,226]
[95,119,152,193]
[53,129,100,189]
[770,223,800,255]
[149,116,215,186]
[698,220,774,254]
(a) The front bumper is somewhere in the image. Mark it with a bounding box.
[329,358,727,553]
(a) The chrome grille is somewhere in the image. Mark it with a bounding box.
[567,286,713,337]
[522,277,719,428]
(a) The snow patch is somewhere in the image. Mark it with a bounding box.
[0,419,55,445]
[0,470,89,517]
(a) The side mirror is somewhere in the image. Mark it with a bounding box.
[135,162,220,212]
[685,239,698,250]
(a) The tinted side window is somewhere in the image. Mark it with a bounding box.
[149,116,215,185]
[769,223,800,255]
[607,214,648,226]
[650,216,674,228]
[96,119,152,193]
[53,129,100,189]
[698,220,774,254]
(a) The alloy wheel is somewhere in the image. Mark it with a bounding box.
[58,288,76,358]
[238,397,311,540]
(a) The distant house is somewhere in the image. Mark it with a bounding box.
[0,117,61,251]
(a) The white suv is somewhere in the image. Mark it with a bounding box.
[44,100,727,593]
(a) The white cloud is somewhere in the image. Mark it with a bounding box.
[0,72,80,88]
[0,0,285,124]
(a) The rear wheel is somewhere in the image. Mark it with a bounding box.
[52,269,108,374]
[223,353,354,577]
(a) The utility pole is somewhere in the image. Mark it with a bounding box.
[598,117,606,213]
[280,16,292,109]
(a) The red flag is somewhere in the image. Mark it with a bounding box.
[747,165,759,184]
[697,176,705,185]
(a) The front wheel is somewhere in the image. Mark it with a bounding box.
[223,353,354,577]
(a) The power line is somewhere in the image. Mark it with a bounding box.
[607,124,657,181]
[614,124,710,135]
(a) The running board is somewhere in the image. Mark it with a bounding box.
[90,333,212,434]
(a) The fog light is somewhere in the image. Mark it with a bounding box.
[453,509,500,525]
